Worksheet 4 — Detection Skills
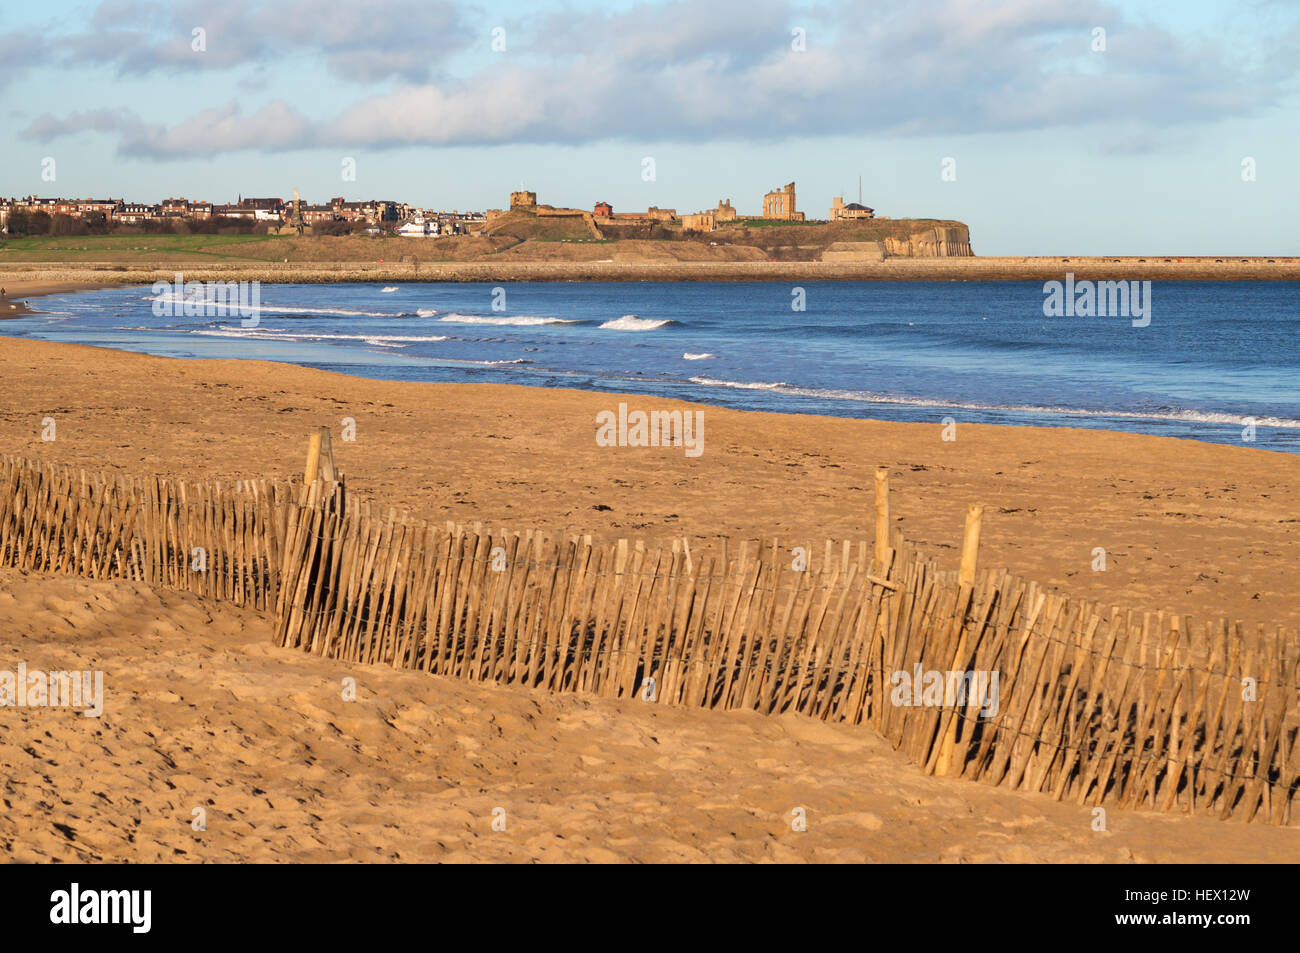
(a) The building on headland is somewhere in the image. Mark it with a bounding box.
[299,204,336,226]
[10,197,58,213]
[683,199,738,231]
[396,218,433,237]
[116,203,156,224]
[433,210,485,235]
[487,190,586,225]
[830,196,875,221]
[0,176,906,239]
[24,197,124,221]
[392,208,486,238]
[159,198,212,219]
[608,205,676,223]
[212,204,256,221]
[74,199,123,221]
[681,210,717,232]
[329,198,399,224]
[762,182,804,221]
[1,191,429,233]
[240,197,283,214]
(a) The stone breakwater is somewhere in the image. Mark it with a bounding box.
[3,256,1299,294]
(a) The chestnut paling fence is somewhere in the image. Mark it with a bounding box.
[1,452,1296,825]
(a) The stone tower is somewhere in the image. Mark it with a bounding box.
[509,190,537,210]
[763,182,798,220]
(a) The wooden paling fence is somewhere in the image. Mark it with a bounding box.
[2,453,1297,824]
[0,454,292,612]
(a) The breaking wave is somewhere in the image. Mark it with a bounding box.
[686,378,1300,429]
[599,314,675,331]
[187,327,449,347]
[435,313,580,326]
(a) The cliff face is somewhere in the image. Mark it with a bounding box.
[883,225,972,257]
[817,225,972,261]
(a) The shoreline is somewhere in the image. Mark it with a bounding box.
[0,278,133,317]
[2,324,1294,453]
[2,334,1298,631]
[5,278,1296,455]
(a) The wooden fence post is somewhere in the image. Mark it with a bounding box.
[303,431,323,485]
[317,426,336,482]
[959,504,983,587]
[874,468,890,566]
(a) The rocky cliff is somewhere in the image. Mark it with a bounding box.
[883,225,972,257]
[819,227,972,262]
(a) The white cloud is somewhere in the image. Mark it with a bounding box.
[66,0,471,81]
[19,0,1300,157]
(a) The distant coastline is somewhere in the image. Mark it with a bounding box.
[3,254,1299,309]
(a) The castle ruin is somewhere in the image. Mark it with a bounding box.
[762,183,804,221]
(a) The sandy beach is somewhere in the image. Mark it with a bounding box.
[2,306,1299,862]
[3,333,1297,630]
[2,565,1292,863]
[9,0,1299,893]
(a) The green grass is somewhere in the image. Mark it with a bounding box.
[731,218,823,227]
[0,233,285,262]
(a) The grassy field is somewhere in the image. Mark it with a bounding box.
[0,233,288,263]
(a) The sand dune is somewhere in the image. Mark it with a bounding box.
[1,567,1294,863]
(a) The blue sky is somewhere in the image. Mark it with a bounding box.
[2,0,1297,254]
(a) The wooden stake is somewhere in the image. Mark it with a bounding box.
[874,468,890,566]
[317,426,336,482]
[303,431,323,485]
[959,504,983,587]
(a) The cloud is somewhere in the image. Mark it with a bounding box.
[20,0,1300,157]
[26,102,314,157]
[66,0,471,82]
[26,108,148,139]
[0,31,51,87]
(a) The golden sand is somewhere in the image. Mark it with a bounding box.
[2,295,1298,862]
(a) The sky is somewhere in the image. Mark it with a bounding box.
[1,0,1297,255]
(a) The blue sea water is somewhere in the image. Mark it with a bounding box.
[6,280,1299,452]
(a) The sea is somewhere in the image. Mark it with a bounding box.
[6,280,1299,452]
